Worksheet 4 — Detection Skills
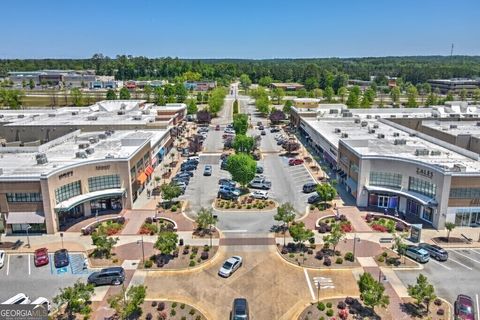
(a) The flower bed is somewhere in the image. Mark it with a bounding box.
[317,215,353,233]
[81,216,125,235]
[299,297,393,320]
[375,249,418,268]
[279,242,360,269]
[142,245,218,270]
[141,300,207,320]
[156,201,184,214]
[87,249,124,268]
[365,213,410,233]
[139,218,176,235]
[214,197,276,211]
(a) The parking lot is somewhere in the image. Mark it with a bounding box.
[0,252,90,302]
[396,248,480,314]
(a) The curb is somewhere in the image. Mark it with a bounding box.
[143,298,211,320]
[211,200,278,213]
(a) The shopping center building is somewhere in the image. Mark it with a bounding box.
[0,100,185,234]
[292,101,480,229]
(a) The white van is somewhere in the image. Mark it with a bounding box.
[1,293,31,304]
[32,297,51,312]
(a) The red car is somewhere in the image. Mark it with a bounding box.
[34,248,49,267]
[455,294,475,320]
[288,158,304,166]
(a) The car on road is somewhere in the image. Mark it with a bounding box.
[1,293,31,305]
[418,243,448,261]
[0,250,5,268]
[250,190,268,200]
[231,298,249,320]
[218,190,238,200]
[405,246,430,263]
[219,256,243,277]
[307,194,321,204]
[260,130,266,135]
[204,165,212,176]
[34,248,49,267]
[303,182,318,193]
[88,267,125,286]
[256,165,264,174]
[215,124,221,131]
[289,158,304,166]
[53,249,69,268]
[455,294,475,320]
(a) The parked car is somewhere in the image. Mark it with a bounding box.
[172,181,187,193]
[34,248,49,267]
[219,179,236,188]
[181,164,196,172]
[172,176,190,185]
[0,250,6,269]
[204,165,213,176]
[257,121,262,126]
[226,123,234,129]
[418,243,448,261]
[1,293,31,305]
[277,138,286,145]
[218,256,243,277]
[176,171,193,178]
[289,158,304,166]
[182,160,198,168]
[260,130,266,135]
[405,246,430,263]
[183,158,199,165]
[455,294,475,320]
[258,125,264,130]
[187,156,200,162]
[231,298,249,320]
[224,128,235,134]
[221,160,228,170]
[307,194,321,204]
[219,185,241,196]
[250,190,268,200]
[31,297,51,312]
[248,180,271,190]
[215,124,221,131]
[302,182,318,193]
[270,127,280,133]
[88,267,125,286]
[252,151,261,161]
[54,249,69,268]
[256,165,264,174]
[218,190,238,200]
[220,153,230,161]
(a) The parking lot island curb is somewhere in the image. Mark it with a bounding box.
[144,298,212,320]
[211,200,278,213]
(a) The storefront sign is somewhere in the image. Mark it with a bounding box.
[410,224,422,243]
[416,168,433,179]
[95,165,110,171]
[58,171,73,180]
[470,198,480,205]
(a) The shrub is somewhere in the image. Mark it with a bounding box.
[170,309,176,316]
[339,214,347,222]
[171,205,178,212]
[190,253,196,259]
[386,257,398,265]
[315,251,324,260]
[323,257,331,266]
[308,237,315,244]
[323,243,330,250]
[180,303,186,309]
[317,302,325,311]
[201,251,209,260]
[382,251,388,257]
[203,245,210,252]
[144,260,153,268]
[289,253,295,258]
[434,298,442,306]
[437,308,445,316]
[195,316,201,320]
[151,301,157,307]
[310,205,315,210]
[185,245,190,250]
[157,302,165,311]
[337,301,347,309]
[192,247,199,253]
[319,317,325,320]
[395,221,406,232]
[307,249,313,255]
[157,311,167,320]
[281,247,288,254]
[189,308,196,315]
[181,317,187,320]
[246,205,252,209]
[326,302,332,308]
[345,297,355,305]
[340,223,353,233]
[326,309,334,317]
[189,260,196,267]
[146,313,152,320]
[335,257,343,264]
[197,257,201,263]
[334,250,341,256]
[172,302,177,308]
[377,256,385,263]
[371,223,388,232]
[344,252,354,262]
[183,248,189,255]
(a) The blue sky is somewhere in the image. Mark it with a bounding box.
[1,0,479,59]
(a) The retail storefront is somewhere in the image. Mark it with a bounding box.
[6,211,47,234]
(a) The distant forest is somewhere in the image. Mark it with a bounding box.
[1,55,480,85]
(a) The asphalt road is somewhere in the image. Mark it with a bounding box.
[395,247,480,316]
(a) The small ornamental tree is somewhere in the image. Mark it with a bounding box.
[357,272,390,312]
[53,280,95,319]
[322,224,345,254]
[283,100,293,114]
[393,232,408,264]
[289,222,314,249]
[407,274,436,313]
[445,222,455,242]
[274,202,296,246]
[187,99,198,114]
[195,207,217,234]
[108,285,147,320]
[226,153,257,188]
[160,183,182,208]
[188,135,203,154]
[316,183,337,207]
[282,139,300,154]
[91,231,118,259]
[233,99,239,114]
[233,113,249,135]
[119,87,131,99]
[155,231,178,256]
[106,89,117,100]
[269,109,286,125]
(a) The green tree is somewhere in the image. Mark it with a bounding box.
[28,78,35,89]
[233,134,255,154]
[272,88,285,104]
[406,84,418,108]
[160,183,182,208]
[108,285,147,320]
[390,87,401,105]
[226,153,257,188]
[324,86,335,102]
[460,88,468,101]
[106,89,117,100]
[155,230,178,255]
[233,113,249,135]
[174,82,188,102]
[392,232,408,264]
[407,274,436,313]
[53,280,95,319]
[346,86,360,108]
[322,223,345,254]
[195,207,217,234]
[445,91,454,102]
[357,272,390,312]
[296,88,307,98]
[425,92,438,106]
[274,202,296,246]
[182,71,201,81]
[337,86,348,103]
[153,87,165,105]
[196,92,203,103]
[312,88,323,99]
[143,84,153,102]
[256,95,270,114]
[445,222,455,242]
[360,94,372,108]
[233,99,239,114]
[119,87,131,99]
[283,100,293,114]
[70,88,84,106]
[239,74,252,93]
[473,88,480,104]
[316,183,337,208]
[289,222,314,249]
[258,76,273,87]
[208,87,227,114]
[187,99,198,115]
[91,229,118,259]
[304,77,319,91]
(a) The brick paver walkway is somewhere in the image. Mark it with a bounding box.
[158,211,194,231]
[120,209,154,235]
[337,206,372,232]
[64,212,124,232]
[298,207,335,230]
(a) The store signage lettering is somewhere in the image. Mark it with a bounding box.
[416,168,433,179]
[95,165,110,171]
[58,171,73,180]
[470,198,480,205]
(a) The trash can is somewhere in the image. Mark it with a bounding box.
[179,239,184,246]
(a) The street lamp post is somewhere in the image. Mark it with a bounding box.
[60,232,64,249]
[314,279,320,303]
[352,233,361,261]
[137,235,145,266]
[25,224,32,248]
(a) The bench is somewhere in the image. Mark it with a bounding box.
[461,234,473,244]
[379,237,394,244]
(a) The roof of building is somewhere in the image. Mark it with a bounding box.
[422,120,480,137]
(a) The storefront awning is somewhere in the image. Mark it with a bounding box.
[145,165,154,176]
[137,172,147,184]
[6,211,45,224]
[364,185,437,206]
[55,188,125,212]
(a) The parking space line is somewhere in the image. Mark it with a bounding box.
[28,254,31,275]
[451,250,480,264]
[448,257,473,270]
[429,259,451,270]
[6,254,10,276]
[303,268,316,300]
[471,249,480,256]
[476,294,479,319]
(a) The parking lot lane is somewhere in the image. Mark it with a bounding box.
[428,258,452,270]
[450,249,480,264]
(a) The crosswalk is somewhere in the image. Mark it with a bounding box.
[313,276,335,289]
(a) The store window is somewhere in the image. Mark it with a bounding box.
[369,172,402,189]
[408,177,436,198]
[6,193,42,202]
[455,209,480,227]
[88,175,121,192]
[422,207,434,222]
[55,180,81,204]
[449,188,480,199]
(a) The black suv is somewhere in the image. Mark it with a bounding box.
[88,267,125,286]
[54,249,70,268]
[302,182,317,193]
[218,190,238,200]
[231,298,249,320]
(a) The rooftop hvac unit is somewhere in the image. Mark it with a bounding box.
[341,133,349,138]
[85,147,95,155]
[453,164,466,172]
[394,139,407,145]
[334,128,341,133]
[393,132,400,137]
[415,149,430,156]
[366,115,372,119]
[36,157,48,165]
[354,118,360,124]
[329,109,339,114]
[89,137,99,144]
[342,112,353,117]
[476,122,480,127]
[105,130,112,136]
[35,153,48,164]
[17,114,24,118]
[48,113,56,117]
[409,133,416,137]
[0,115,4,118]
[361,121,368,127]
[78,143,90,149]
[450,124,458,129]
[390,115,397,118]
[377,134,385,139]
[117,111,125,115]
[373,124,379,129]
[98,134,107,140]
[368,128,376,134]
[375,115,380,119]
[105,154,115,159]
[132,115,142,120]
[403,115,409,118]
[71,111,78,115]
[431,150,441,156]
[75,151,88,159]
[87,115,97,121]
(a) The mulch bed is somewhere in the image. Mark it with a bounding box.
[279,243,360,269]
[400,297,450,320]
[191,228,220,239]
[365,214,410,234]
[0,241,23,249]
[86,249,124,268]
[375,249,419,268]
[140,300,206,320]
[432,236,471,244]
[299,297,392,320]
[214,198,276,211]
[142,245,218,270]
[317,215,355,233]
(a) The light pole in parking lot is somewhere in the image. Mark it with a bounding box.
[137,235,145,266]
[25,224,32,248]
[352,233,361,261]
[60,232,64,249]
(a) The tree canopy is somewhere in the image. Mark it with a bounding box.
[233,113,249,135]
[154,231,178,255]
[53,280,95,319]
[233,134,255,154]
[226,153,257,187]
[108,285,147,320]
[357,272,390,312]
